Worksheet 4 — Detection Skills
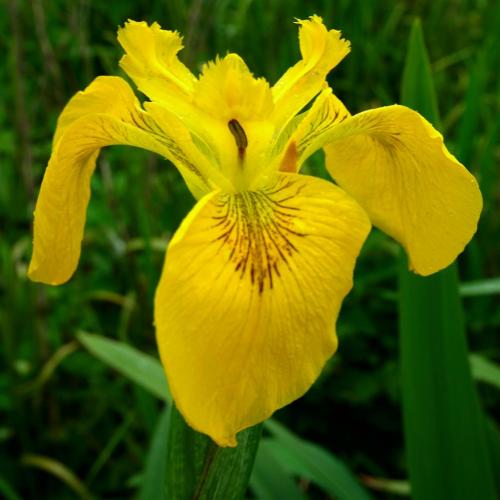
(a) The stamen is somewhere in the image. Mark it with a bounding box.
[228,119,248,161]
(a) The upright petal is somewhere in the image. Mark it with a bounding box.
[194,54,274,122]
[29,76,214,285]
[117,20,196,102]
[271,16,350,130]
[191,54,277,189]
[276,87,350,172]
[324,105,482,275]
[154,173,370,446]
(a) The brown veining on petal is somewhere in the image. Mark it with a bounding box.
[211,177,306,293]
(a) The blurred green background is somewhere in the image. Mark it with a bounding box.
[1,0,499,498]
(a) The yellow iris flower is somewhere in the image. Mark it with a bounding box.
[28,16,482,446]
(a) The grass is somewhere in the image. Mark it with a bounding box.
[0,0,499,498]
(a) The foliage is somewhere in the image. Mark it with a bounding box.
[1,0,499,498]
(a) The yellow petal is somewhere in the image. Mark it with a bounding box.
[189,54,277,190]
[271,16,350,129]
[277,87,350,172]
[28,76,213,285]
[194,54,274,122]
[117,20,196,101]
[154,173,371,446]
[324,105,482,275]
[53,75,135,146]
[117,21,224,162]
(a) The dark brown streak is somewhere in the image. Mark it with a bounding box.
[248,192,274,290]
[228,119,248,162]
[236,194,253,278]
[251,193,302,254]
[259,192,299,211]
[258,219,292,270]
[297,103,348,156]
[130,112,207,182]
[210,178,308,294]
[214,221,238,243]
[263,178,295,196]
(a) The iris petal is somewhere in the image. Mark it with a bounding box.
[194,54,274,122]
[117,20,196,101]
[28,76,213,285]
[190,54,276,187]
[271,16,350,131]
[278,87,350,172]
[154,173,370,446]
[324,105,482,275]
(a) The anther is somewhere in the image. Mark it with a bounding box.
[228,119,248,161]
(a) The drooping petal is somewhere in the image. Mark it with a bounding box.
[117,20,196,101]
[28,76,215,285]
[271,16,350,130]
[52,75,135,146]
[324,105,482,275]
[154,173,371,446]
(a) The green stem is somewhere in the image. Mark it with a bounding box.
[165,405,262,500]
[192,442,218,500]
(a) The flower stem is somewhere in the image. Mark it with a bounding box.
[165,405,262,500]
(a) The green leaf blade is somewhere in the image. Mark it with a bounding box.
[460,277,500,297]
[264,420,373,500]
[400,19,440,126]
[138,406,171,500]
[398,20,496,500]
[470,354,500,390]
[250,439,309,500]
[77,331,171,403]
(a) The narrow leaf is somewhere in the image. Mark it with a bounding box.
[86,412,134,484]
[18,341,78,394]
[400,19,440,125]
[265,420,373,500]
[470,354,500,390]
[77,331,171,403]
[398,20,496,500]
[460,277,500,297]
[250,439,308,500]
[0,476,22,500]
[138,406,171,500]
[21,454,93,500]
[360,476,410,496]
